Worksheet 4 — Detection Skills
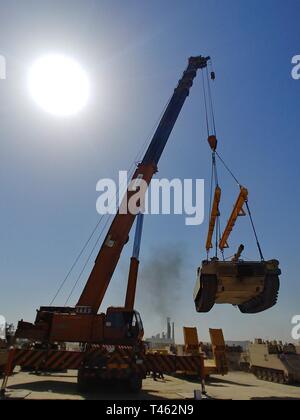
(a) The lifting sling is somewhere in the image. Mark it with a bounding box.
[206,186,221,252]
[219,187,248,251]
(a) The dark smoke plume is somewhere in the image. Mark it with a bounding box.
[136,246,186,322]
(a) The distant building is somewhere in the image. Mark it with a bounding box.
[145,318,175,349]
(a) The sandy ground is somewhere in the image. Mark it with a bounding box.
[2,370,300,400]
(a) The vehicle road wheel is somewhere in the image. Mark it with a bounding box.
[262,370,269,381]
[238,275,280,314]
[256,369,263,380]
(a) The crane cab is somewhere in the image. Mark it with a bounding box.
[104,307,144,344]
[16,306,144,346]
[194,259,281,314]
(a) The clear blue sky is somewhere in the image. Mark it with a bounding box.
[0,0,299,343]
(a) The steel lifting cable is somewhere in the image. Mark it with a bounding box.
[216,152,240,187]
[201,70,210,137]
[206,60,221,259]
[50,170,130,306]
[64,213,114,306]
[212,153,219,187]
[50,175,126,306]
[203,61,264,261]
[218,218,225,261]
[203,67,212,260]
[206,65,217,136]
[63,159,141,305]
[245,201,265,261]
[202,62,222,259]
[215,151,265,261]
[49,215,107,305]
[205,152,222,259]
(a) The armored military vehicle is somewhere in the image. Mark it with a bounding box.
[194,259,280,314]
[247,339,300,384]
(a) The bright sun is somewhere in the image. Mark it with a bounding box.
[28,54,90,117]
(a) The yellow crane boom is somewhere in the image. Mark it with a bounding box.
[219,186,248,251]
[206,186,222,252]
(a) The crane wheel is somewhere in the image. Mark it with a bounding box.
[194,274,218,313]
[238,274,280,314]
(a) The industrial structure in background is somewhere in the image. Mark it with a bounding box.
[146,325,228,378]
[145,318,175,350]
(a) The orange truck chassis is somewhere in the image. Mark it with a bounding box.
[2,345,205,389]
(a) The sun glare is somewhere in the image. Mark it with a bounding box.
[28,54,90,117]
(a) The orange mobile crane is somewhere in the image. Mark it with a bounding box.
[12,55,280,392]
[14,56,211,391]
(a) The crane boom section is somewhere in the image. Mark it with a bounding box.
[77,56,210,313]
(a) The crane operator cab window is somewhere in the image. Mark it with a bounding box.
[132,311,143,338]
[105,309,143,341]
